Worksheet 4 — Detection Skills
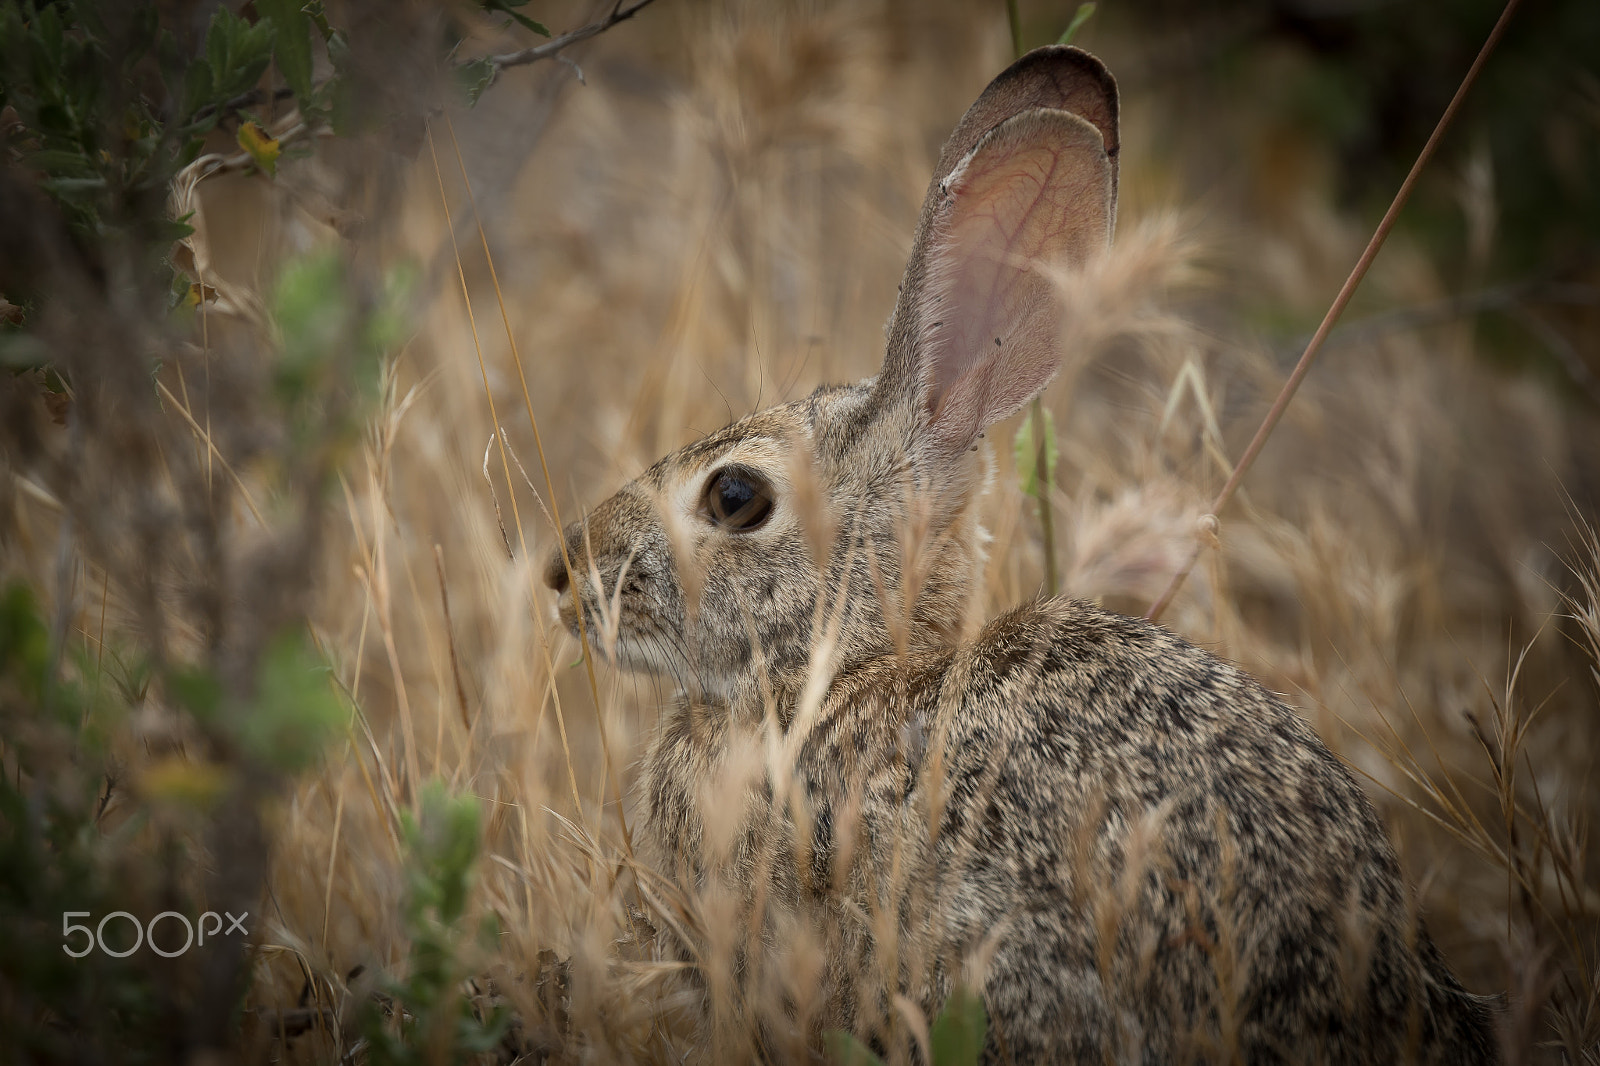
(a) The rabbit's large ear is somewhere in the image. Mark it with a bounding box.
[876,46,1118,462]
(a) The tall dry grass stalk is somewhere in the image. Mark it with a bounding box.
[5,1,1594,1062]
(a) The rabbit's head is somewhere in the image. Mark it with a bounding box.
[544,47,1118,706]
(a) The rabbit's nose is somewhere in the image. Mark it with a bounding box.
[543,549,570,595]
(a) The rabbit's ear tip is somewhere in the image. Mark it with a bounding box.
[975,45,1120,155]
[915,43,1121,252]
[871,47,1122,468]
[1007,43,1116,83]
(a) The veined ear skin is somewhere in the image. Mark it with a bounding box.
[875,46,1119,466]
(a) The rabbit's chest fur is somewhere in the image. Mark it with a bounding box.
[635,598,1496,1064]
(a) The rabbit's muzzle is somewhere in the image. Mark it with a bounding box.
[542,489,690,677]
[543,528,602,639]
[542,490,628,605]
[540,533,580,629]
[542,547,571,596]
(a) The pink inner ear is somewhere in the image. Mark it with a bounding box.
[918,110,1111,459]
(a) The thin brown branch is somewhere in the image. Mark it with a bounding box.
[1276,279,1600,406]
[482,0,662,74]
[1031,397,1058,598]
[1145,0,1525,622]
[189,86,297,126]
[433,544,473,733]
[1283,280,1598,357]
[245,1006,338,1038]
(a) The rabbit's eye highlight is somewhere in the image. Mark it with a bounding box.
[703,468,774,532]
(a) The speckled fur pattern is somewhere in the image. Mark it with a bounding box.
[545,45,1497,1065]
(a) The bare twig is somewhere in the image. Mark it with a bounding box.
[1145,0,1524,621]
[1278,279,1600,406]
[245,1006,339,1039]
[433,544,473,732]
[175,120,312,184]
[1282,280,1598,359]
[482,0,662,75]
[189,86,298,126]
[1508,305,1600,408]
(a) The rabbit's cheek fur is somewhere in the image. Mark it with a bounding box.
[682,538,821,687]
[552,411,843,697]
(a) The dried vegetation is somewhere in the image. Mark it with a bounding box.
[2,1,1597,1062]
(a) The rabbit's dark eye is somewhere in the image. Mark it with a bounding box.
[703,467,774,531]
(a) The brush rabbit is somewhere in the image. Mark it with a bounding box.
[544,45,1497,1065]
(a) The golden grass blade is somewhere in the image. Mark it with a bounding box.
[154,379,267,527]
[433,544,473,732]
[367,519,422,802]
[424,121,588,820]
[441,114,633,856]
[336,472,374,700]
[320,777,345,953]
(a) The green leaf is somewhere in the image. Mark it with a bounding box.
[40,175,107,197]
[239,630,342,772]
[402,781,483,926]
[34,4,63,71]
[179,133,208,166]
[363,260,419,360]
[1057,3,1097,46]
[325,29,349,70]
[123,4,161,59]
[27,148,96,177]
[181,57,216,118]
[271,249,347,402]
[1013,405,1057,499]
[504,10,551,36]
[205,11,231,88]
[455,1002,512,1051]
[156,215,196,244]
[825,1031,886,1066]
[202,7,275,104]
[0,583,51,700]
[482,0,551,37]
[0,332,51,372]
[220,53,273,104]
[928,985,987,1066]
[256,0,315,102]
[236,120,280,176]
[454,57,497,107]
[166,665,223,724]
[303,0,336,42]
[70,0,110,44]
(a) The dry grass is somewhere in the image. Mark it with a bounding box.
[5,1,1598,1062]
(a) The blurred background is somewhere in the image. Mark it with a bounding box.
[2,0,1597,1061]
